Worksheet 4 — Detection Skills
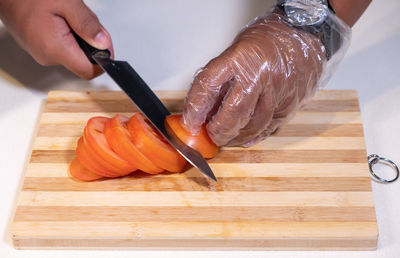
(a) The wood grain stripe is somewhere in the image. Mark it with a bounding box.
[47,90,358,102]
[212,150,367,163]
[33,137,78,150]
[299,100,360,112]
[289,112,362,124]
[312,90,358,100]
[43,99,360,113]
[30,150,75,163]
[36,123,365,137]
[39,112,362,125]
[30,150,367,163]
[44,99,184,113]
[12,221,377,238]
[38,124,85,137]
[14,206,376,222]
[13,238,377,250]
[225,137,366,151]
[18,191,375,207]
[47,90,187,101]
[39,112,133,124]
[22,177,372,192]
[25,163,371,178]
[274,124,364,137]
[25,163,70,177]
[32,137,366,151]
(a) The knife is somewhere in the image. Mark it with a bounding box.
[73,33,217,182]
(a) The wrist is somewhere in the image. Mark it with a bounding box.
[274,0,350,60]
[329,0,371,27]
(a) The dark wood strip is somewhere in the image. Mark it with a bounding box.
[30,150,75,163]
[212,150,367,163]
[13,237,377,250]
[14,206,376,222]
[273,124,364,137]
[22,177,372,192]
[30,150,367,164]
[37,123,364,137]
[43,99,360,113]
[300,100,360,112]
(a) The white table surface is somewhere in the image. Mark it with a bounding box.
[1,0,399,257]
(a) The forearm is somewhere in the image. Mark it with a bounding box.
[330,0,371,27]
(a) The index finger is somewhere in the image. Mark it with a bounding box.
[183,56,233,133]
[46,15,103,79]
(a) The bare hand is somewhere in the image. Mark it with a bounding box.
[0,0,113,79]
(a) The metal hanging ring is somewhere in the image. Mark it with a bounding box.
[368,154,399,183]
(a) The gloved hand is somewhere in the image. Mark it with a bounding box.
[183,7,350,147]
[0,0,113,79]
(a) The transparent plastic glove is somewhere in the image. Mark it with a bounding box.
[183,7,350,147]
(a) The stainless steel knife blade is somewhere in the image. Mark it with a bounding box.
[92,54,217,182]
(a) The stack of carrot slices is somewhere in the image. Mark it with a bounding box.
[69,113,219,181]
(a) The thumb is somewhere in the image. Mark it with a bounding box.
[60,0,112,50]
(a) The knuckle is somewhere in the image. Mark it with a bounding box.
[77,13,100,35]
[231,41,251,53]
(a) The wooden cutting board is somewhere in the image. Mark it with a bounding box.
[12,90,378,250]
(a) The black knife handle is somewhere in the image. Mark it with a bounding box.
[73,32,111,64]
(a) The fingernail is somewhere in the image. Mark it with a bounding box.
[94,31,109,49]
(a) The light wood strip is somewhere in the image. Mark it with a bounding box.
[47,90,358,102]
[32,136,366,151]
[22,177,372,192]
[33,137,78,151]
[24,163,371,178]
[36,123,365,137]
[312,90,358,100]
[43,99,360,113]
[25,163,70,177]
[39,112,133,124]
[288,112,362,124]
[12,221,377,238]
[37,124,86,137]
[12,238,377,250]
[39,112,362,125]
[17,191,375,207]
[14,206,377,222]
[30,149,367,164]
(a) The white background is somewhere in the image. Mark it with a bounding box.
[0,0,399,257]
